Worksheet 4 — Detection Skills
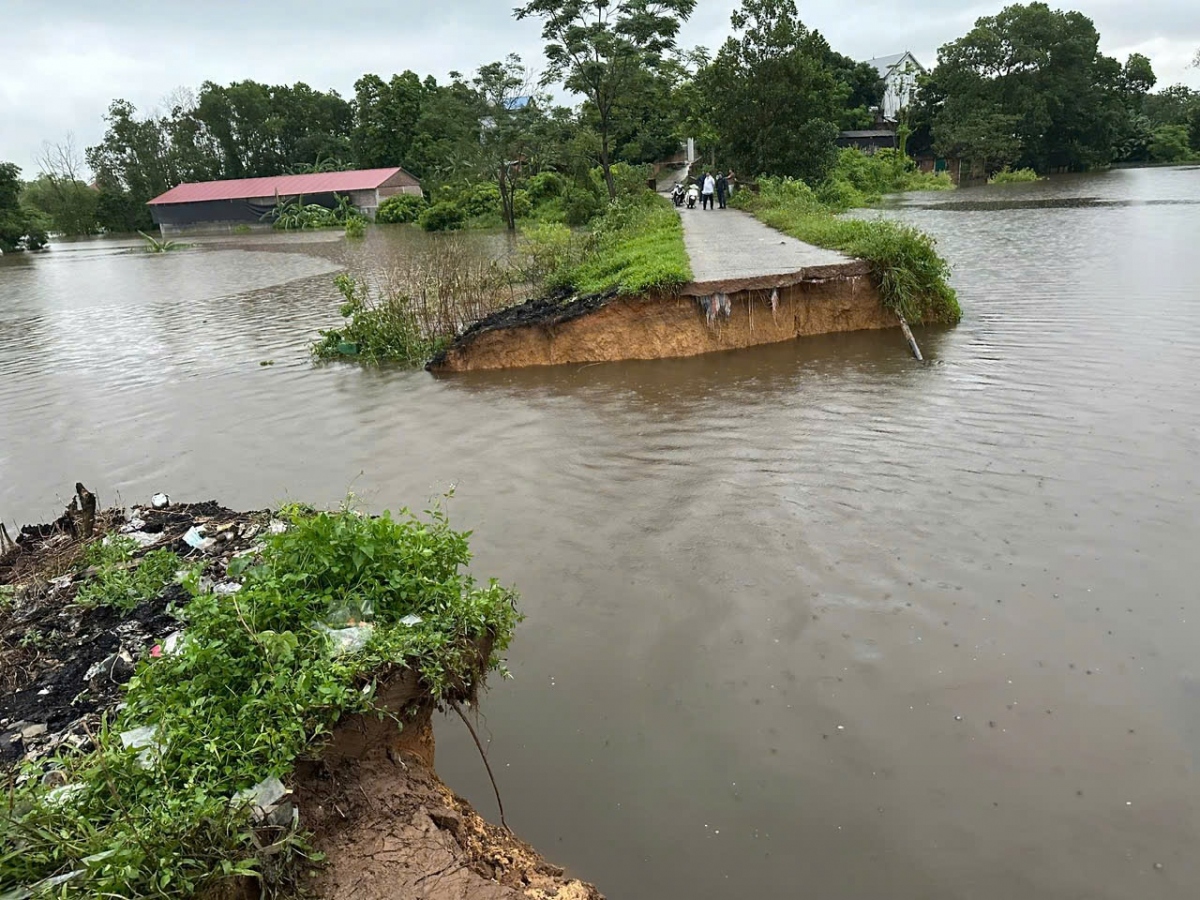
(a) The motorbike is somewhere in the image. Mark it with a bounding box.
[671,182,686,207]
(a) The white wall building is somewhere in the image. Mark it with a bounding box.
[865,52,927,123]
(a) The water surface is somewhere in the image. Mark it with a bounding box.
[2,167,1199,898]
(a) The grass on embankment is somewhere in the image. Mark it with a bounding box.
[734,156,961,326]
[520,192,692,297]
[1,504,520,899]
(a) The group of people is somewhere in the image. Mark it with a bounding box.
[672,170,736,210]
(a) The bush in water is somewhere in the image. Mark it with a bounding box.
[376,193,428,224]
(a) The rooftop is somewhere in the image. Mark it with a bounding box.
[147,167,416,205]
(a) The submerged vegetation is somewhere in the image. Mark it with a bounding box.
[313,245,520,364]
[0,502,520,899]
[268,193,364,231]
[987,167,1043,184]
[735,174,960,325]
[137,230,188,253]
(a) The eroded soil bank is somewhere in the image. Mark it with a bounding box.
[0,492,601,900]
[430,264,890,372]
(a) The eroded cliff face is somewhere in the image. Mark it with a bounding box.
[431,271,892,373]
[293,673,603,900]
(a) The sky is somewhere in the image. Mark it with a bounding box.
[2,0,1197,177]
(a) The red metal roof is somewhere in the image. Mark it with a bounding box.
[147,168,409,205]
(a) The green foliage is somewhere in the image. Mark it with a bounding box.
[515,0,697,199]
[524,192,691,295]
[313,274,436,364]
[21,176,99,236]
[1148,125,1198,162]
[269,193,359,230]
[375,193,428,224]
[818,148,953,208]
[418,201,468,232]
[0,162,49,252]
[988,167,1043,184]
[699,0,845,181]
[737,177,960,325]
[344,216,367,239]
[75,538,184,612]
[138,230,188,253]
[232,224,252,234]
[562,184,603,226]
[922,2,1128,173]
[0,504,520,899]
[526,171,567,203]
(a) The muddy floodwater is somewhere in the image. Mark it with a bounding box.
[3,166,1200,898]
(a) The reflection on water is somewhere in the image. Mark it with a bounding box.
[3,167,1200,899]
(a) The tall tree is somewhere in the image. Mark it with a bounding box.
[515,0,697,199]
[921,3,1125,174]
[351,71,426,169]
[475,56,544,231]
[700,0,845,181]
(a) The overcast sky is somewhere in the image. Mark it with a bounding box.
[3,0,1197,176]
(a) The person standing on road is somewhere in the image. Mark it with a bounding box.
[701,171,716,210]
[715,171,729,209]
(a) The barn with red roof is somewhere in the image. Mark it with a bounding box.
[147,167,422,233]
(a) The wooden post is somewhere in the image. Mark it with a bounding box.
[897,314,923,361]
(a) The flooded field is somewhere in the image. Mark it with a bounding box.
[2,165,1198,898]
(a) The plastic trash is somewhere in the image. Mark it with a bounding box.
[120,516,147,533]
[182,527,213,551]
[45,783,86,807]
[317,623,374,656]
[212,582,242,596]
[151,492,170,509]
[162,631,184,655]
[123,531,161,549]
[400,614,423,627]
[233,776,292,825]
[268,519,288,535]
[119,725,160,768]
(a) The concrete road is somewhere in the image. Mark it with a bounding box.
[678,205,851,284]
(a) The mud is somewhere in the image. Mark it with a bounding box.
[431,273,891,372]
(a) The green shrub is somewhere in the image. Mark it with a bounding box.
[455,182,502,219]
[75,538,184,612]
[376,193,428,224]
[344,216,366,239]
[1,504,520,899]
[519,223,589,290]
[1147,125,1196,163]
[314,274,435,364]
[418,201,467,232]
[988,167,1043,184]
[590,162,652,198]
[232,224,252,235]
[741,177,960,325]
[526,171,566,203]
[562,185,602,226]
[816,177,868,211]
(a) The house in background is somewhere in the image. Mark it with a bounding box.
[865,52,927,124]
[835,130,900,153]
[147,167,422,234]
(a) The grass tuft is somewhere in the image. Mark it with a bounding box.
[987,167,1042,184]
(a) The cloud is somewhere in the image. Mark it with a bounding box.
[2,0,1196,175]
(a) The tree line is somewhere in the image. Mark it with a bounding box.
[4,0,1198,246]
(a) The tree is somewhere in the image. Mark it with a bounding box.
[921,3,1126,174]
[0,163,49,252]
[700,0,845,181]
[351,71,426,169]
[515,0,697,200]
[25,135,99,235]
[475,56,554,231]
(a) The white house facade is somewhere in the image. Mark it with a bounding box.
[865,52,927,123]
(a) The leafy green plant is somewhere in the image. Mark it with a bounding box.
[0,503,521,899]
[313,274,433,365]
[988,167,1043,184]
[268,193,361,230]
[344,216,366,239]
[232,224,253,235]
[75,537,183,613]
[138,230,187,253]
[375,194,428,224]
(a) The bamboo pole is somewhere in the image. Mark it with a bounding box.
[897,314,923,361]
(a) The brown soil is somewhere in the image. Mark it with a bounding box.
[294,676,603,900]
[431,272,892,372]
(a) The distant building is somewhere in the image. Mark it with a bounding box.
[865,52,926,123]
[147,167,422,234]
[835,130,899,153]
